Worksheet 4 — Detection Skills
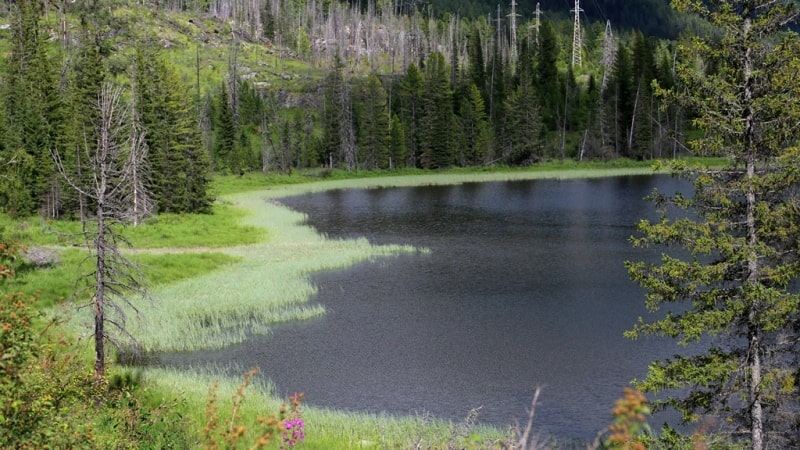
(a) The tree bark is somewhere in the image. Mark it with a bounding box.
[742,14,764,450]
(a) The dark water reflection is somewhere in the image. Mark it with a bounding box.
[162,175,692,441]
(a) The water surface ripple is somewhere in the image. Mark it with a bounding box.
[163,175,690,441]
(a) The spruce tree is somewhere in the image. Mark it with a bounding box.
[536,22,560,130]
[388,114,406,169]
[579,73,602,160]
[503,74,542,165]
[398,63,424,167]
[457,83,492,166]
[420,52,454,169]
[64,24,107,223]
[627,1,800,448]
[133,46,212,213]
[355,73,391,170]
[611,43,634,157]
[629,31,657,159]
[321,55,346,167]
[213,82,237,172]
[1,0,64,216]
[467,27,487,104]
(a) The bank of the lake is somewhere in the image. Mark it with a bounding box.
[138,165,676,447]
[16,163,702,447]
[127,165,664,353]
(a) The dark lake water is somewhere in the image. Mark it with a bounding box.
[162,175,692,441]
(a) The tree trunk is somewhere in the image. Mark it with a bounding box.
[742,14,764,450]
[94,207,105,384]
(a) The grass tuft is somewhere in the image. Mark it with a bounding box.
[144,367,510,449]
[117,192,422,352]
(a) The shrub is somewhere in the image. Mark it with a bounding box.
[202,367,304,449]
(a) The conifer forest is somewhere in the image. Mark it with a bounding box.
[0,0,710,219]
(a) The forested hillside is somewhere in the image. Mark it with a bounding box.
[351,0,694,38]
[0,0,705,219]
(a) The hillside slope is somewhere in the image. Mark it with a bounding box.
[428,0,688,38]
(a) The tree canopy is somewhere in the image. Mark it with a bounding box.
[626,1,800,448]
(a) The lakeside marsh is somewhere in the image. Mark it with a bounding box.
[10,162,717,447]
[115,164,669,353]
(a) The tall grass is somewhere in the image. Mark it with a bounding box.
[107,165,677,352]
[10,249,240,309]
[143,367,511,449]
[107,192,424,352]
[0,203,263,248]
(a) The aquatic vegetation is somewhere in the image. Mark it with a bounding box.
[98,190,425,353]
[146,367,510,449]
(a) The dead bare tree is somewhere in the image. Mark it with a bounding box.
[125,80,154,227]
[340,73,357,172]
[52,82,149,385]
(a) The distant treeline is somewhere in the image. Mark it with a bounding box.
[0,0,213,219]
[206,11,688,175]
[0,0,696,219]
[342,0,699,38]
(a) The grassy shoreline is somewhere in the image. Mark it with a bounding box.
[129,165,666,353]
[134,165,670,447]
[14,163,695,447]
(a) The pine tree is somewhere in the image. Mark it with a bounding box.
[0,0,64,217]
[213,82,237,172]
[611,43,634,157]
[64,24,107,223]
[626,1,800,448]
[629,31,657,159]
[133,46,213,213]
[296,112,318,169]
[355,73,391,170]
[458,83,492,166]
[321,55,346,167]
[487,36,506,131]
[388,114,406,169]
[420,52,454,169]
[503,73,542,165]
[536,22,559,130]
[467,27,487,103]
[579,73,602,160]
[397,63,424,167]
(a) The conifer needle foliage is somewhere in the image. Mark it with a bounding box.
[626,1,800,448]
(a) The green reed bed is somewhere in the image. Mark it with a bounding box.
[227,165,663,200]
[143,367,509,449]
[124,192,422,352]
[129,165,670,353]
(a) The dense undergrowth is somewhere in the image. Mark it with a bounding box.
[1,163,735,448]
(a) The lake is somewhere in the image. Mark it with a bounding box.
[161,174,690,441]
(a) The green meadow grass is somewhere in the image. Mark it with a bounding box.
[0,203,263,248]
[8,248,240,309]
[18,164,723,447]
[123,203,266,248]
[141,367,510,449]
[117,190,423,352]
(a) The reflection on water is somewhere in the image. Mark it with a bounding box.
[161,175,691,441]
